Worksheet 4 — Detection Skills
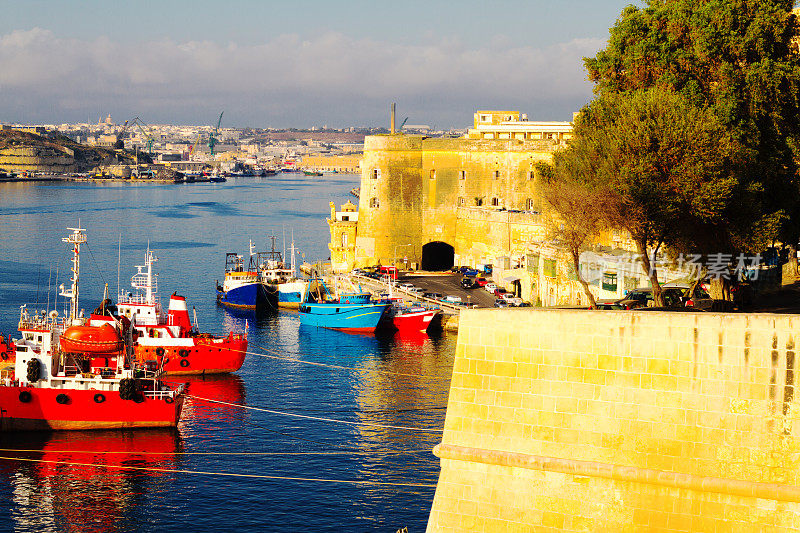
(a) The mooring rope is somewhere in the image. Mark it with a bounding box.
[251,345,451,380]
[0,456,438,488]
[187,395,443,434]
[0,448,432,456]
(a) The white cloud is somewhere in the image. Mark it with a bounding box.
[0,28,605,126]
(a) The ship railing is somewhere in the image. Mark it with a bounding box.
[144,385,182,400]
[118,293,154,305]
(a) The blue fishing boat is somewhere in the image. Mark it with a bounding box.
[298,278,388,332]
[216,243,278,310]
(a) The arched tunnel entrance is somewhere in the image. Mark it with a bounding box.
[421,241,455,271]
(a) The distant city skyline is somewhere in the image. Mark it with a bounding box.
[0,1,637,129]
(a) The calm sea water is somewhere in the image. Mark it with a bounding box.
[0,174,455,532]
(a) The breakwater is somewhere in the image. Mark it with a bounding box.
[428,308,800,531]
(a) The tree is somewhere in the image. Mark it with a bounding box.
[585,0,800,254]
[553,87,738,305]
[537,163,616,308]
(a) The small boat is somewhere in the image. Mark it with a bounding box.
[5,227,184,431]
[262,169,278,176]
[257,236,307,308]
[383,299,439,333]
[113,248,248,375]
[303,170,323,176]
[209,176,227,183]
[298,278,388,332]
[216,242,278,310]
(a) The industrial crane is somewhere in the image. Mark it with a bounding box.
[208,111,224,157]
[114,120,130,150]
[131,117,156,155]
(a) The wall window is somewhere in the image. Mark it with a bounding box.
[526,198,535,211]
[543,258,557,278]
[341,233,348,247]
[430,169,436,180]
[372,169,381,179]
[460,170,466,180]
[529,170,535,180]
[493,170,500,180]
[475,197,483,206]
[491,197,500,207]
[458,197,465,206]
[369,197,379,208]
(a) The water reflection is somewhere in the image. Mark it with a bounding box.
[0,429,181,532]
[177,373,247,424]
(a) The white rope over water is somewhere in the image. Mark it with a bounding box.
[0,456,438,488]
[188,395,444,434]
[0,448,432,456]
[251,345,451,380]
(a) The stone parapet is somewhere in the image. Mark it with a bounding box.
[428,309,800,531]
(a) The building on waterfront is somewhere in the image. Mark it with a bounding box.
[301,154,362,174]
[328,201,359,272]
[327,110,575,301]
[326,109,710,306]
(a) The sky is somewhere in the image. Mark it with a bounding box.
[0,0,639,129]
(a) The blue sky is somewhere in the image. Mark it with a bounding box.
[0,1,637,128]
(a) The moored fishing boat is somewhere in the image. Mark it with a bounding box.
[383,300,439,333]
[4,227,184,431]
[298,278,388,332]
[115,249,248,375]
[216,241,278,310]
[257,236,307,308]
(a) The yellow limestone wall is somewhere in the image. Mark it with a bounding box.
[428,309,800,531]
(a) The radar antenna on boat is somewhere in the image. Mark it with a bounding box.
[60,226,86,325]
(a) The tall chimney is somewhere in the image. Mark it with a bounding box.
[390,103,396,134]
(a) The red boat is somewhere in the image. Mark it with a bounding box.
[112,249,247,375]
[5,227,184,431]
[382,298,439,334]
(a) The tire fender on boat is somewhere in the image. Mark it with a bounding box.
[179,359,190,368]
[178,349,189,358]
[155,347,165,357]
[1,351,7,361]
[56,393,69,405]
[18,391,31,403]
[94,393,105,404]
[164,396,174,404]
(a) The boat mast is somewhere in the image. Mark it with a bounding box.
[290,229,295,275]
[60,226,86,325]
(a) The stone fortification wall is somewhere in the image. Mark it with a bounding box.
[0,145,75,173]
[354,134,555,268]
[428,309,800,531]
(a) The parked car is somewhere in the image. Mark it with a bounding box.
[460,276,479,289]
[493,299,509,307]
[474,277,489,287]
[611,287,688,310]
[423,292,443,300]
[484,283,498,293]
[398,283,415,291]
[662,281,714,310]
[443,295,463,303]
[493,288,511,297]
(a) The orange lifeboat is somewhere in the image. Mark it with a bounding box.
[60,324,123,354]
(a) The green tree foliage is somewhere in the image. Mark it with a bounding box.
[537,161,617,309]
[585,0,800,250]
[555,87,738,304]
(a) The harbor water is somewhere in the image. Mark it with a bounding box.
[0,175,455,532]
